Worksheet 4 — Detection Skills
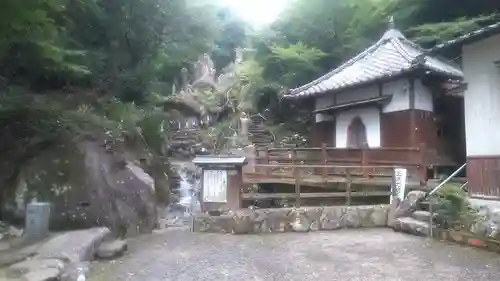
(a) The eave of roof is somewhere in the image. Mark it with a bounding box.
[192,155,247,166]
[427,21,500,53]
[285,28,464,100]
[313,96,391,114]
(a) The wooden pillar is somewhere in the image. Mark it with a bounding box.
[321,143,328,179]
[227,167,243,210]
[419,142,428,186]
[295,169,301,207]
[409,78,417,148]
[265,148,270,175]
[361,144,369,177]
[346,168,352,205]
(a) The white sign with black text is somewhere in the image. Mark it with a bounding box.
[202,170,228,203]
[392,168,407,203]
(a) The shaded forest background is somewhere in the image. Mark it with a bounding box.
[0,0,499,204]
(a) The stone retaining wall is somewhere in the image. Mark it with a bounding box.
[192,205,389,234]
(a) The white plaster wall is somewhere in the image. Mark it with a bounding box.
[335,85,378,104]
[414,79,433,112]
[335,107,380,148]
[382,79,410,113]
[462,34,500,156]
[315,113,333,123]
[314,78,433,113]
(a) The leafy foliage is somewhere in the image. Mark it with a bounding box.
[0,0,499,211]
[408,14,498,46]
[433,183,470,229]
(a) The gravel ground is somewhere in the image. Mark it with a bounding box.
[89,228,500,281]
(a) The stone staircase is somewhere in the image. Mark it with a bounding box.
[248,116,274,148]
[167,128,212,158]
[391,191,437,237]
[393,210,433,236]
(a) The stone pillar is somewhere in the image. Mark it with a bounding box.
[25,202,51,243]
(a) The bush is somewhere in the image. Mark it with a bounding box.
[433,183,468,229]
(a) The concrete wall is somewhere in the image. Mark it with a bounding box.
[462,34,500,157]
[192,205,389,234]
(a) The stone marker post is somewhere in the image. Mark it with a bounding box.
[25,202,51,242]
[388,168,408,227]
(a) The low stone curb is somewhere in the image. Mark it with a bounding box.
[193,205,390,234]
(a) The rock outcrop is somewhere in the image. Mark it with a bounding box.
[3,139,158,237]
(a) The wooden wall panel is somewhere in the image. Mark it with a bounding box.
[380,111,411,147]
[310,121,335,147]
[467,157,500,199]
[414,110,438,150]
[381,110,438,148]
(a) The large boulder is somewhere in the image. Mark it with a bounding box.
[3,140,158,237]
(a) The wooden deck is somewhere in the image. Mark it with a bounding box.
[241,145,428,207]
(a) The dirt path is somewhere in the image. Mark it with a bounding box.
[90,228,500,281]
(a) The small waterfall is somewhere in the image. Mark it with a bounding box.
[158,162,200,228]
[177,169,201,214]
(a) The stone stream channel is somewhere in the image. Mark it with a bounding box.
[158,162,201,228]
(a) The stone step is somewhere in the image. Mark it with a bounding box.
[412,210,432,222]
[419,201,439,212]
[392,217,430,237]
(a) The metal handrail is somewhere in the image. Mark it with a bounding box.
[427,163,466,238]
[428,163,467,196]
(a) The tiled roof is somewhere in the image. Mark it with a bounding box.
[285,28,464,99]
[428,21,500,52]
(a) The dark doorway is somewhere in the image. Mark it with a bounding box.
[347,117,367,147]
[434,95,466,169]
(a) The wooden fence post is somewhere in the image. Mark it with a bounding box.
[361,144,368,178]
[295,168,301,207]
[291,148,297,177]
[321,143,328,180]
[265,148,270,175]
[346,167,352,205]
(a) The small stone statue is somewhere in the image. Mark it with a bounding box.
[235,48,243,64]
[239,112,250,146]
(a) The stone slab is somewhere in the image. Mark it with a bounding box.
[7,258,63,279]
[412,210,432,222]
[392,217,430,237]
[36,227,112,263]
[95,240,128,260]
[22,268,60,281]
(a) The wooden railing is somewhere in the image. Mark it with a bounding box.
[242,165,393,207]
[250,143,428,184]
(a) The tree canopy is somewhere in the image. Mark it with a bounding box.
[0,0,498,201]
